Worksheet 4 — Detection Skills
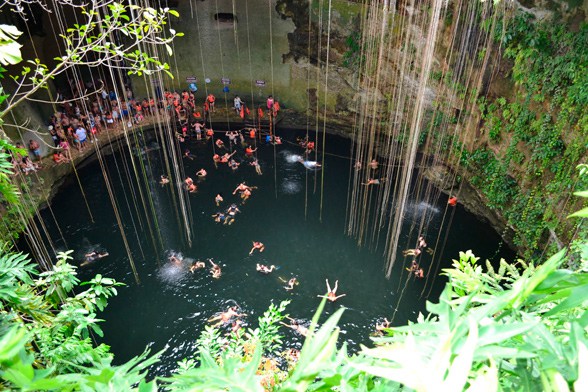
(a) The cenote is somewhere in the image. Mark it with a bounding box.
[32,128,513,376]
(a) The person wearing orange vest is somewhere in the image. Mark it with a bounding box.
[448,196,458,206]
[249,128,256,139]
[245,145,257,156]
[273,100,280,116]
[207,94,216,111]
[258,107,264,119]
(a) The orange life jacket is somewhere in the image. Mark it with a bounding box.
[249,129,256,139]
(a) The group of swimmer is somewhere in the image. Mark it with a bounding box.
[168,253,223,279]
[402,235,430,278]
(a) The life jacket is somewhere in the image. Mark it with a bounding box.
[273,101,280,112]
[448,197,458,206]
[249,129,256,139]
[194,112,201,118]
[245,147,253,155]
[258,107,264,118]
[307,141,315,150]
[204,102,210,111]
[239,107,245,118]
[208,94,215,103]
[245,107,250,115]
[206,129,214,137]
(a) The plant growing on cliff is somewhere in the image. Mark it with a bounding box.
[464,12,588,257]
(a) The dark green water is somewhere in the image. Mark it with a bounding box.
[35,129,513,376]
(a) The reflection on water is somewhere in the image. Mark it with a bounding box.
[34,130,514,376]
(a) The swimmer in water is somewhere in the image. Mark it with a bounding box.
[209,259,222,278]
[362,178,386,186]
[187,182,197,193]
[220,151,236,164]
[250,158,262,175]
[318,279,346,302]
[208,306,243,327]
[280,317,308,337]
[403,248,421,257]
[215,193,224,206]
[212,212,226,223]
[226,204,241,217]
[160,175,170,185]
[240,187,252,203]
[249,241,265,255]
[256,264,276,274]
[169,254,182,265]
[298,157,322,170]
[284,277,298,291]
[233,182,252,195]
[81,251,109,266]
[418,236,427,249]
[190,260,206,273]
[196,168,207,178]
[375,318,390,335]
[228,159,240,170]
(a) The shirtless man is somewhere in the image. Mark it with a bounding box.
[209,259,222,278]
[196,168,207,178]
[233,182,252,195]
[249,241,265,255]
[190,260,206,273]
[208,306,243,327]
[280,317,308,337]
[240,187,252,203]
[215,193,224,206]
[220,151,236,164]
[81,251,109,266]
[256,264,276,274]
[160,175,170,185]
[318,279,346,302]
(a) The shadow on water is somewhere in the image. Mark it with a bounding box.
[31,130,515,376]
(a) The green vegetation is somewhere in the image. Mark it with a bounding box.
[464,14,588,256]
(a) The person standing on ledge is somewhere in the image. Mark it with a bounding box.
[448,196,458,206]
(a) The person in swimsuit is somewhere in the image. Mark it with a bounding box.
[209,259,222,278]
[190,260,206,273]
[256,264,276,274]
[208,306,243,327]
[280,317,308,337]
[318,279,346,302]
[81,251,109,266]
[249,241,265,255]
[284,277,298,291]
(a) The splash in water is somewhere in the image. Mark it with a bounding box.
[284,153,303,163]
[157,251,188,285]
